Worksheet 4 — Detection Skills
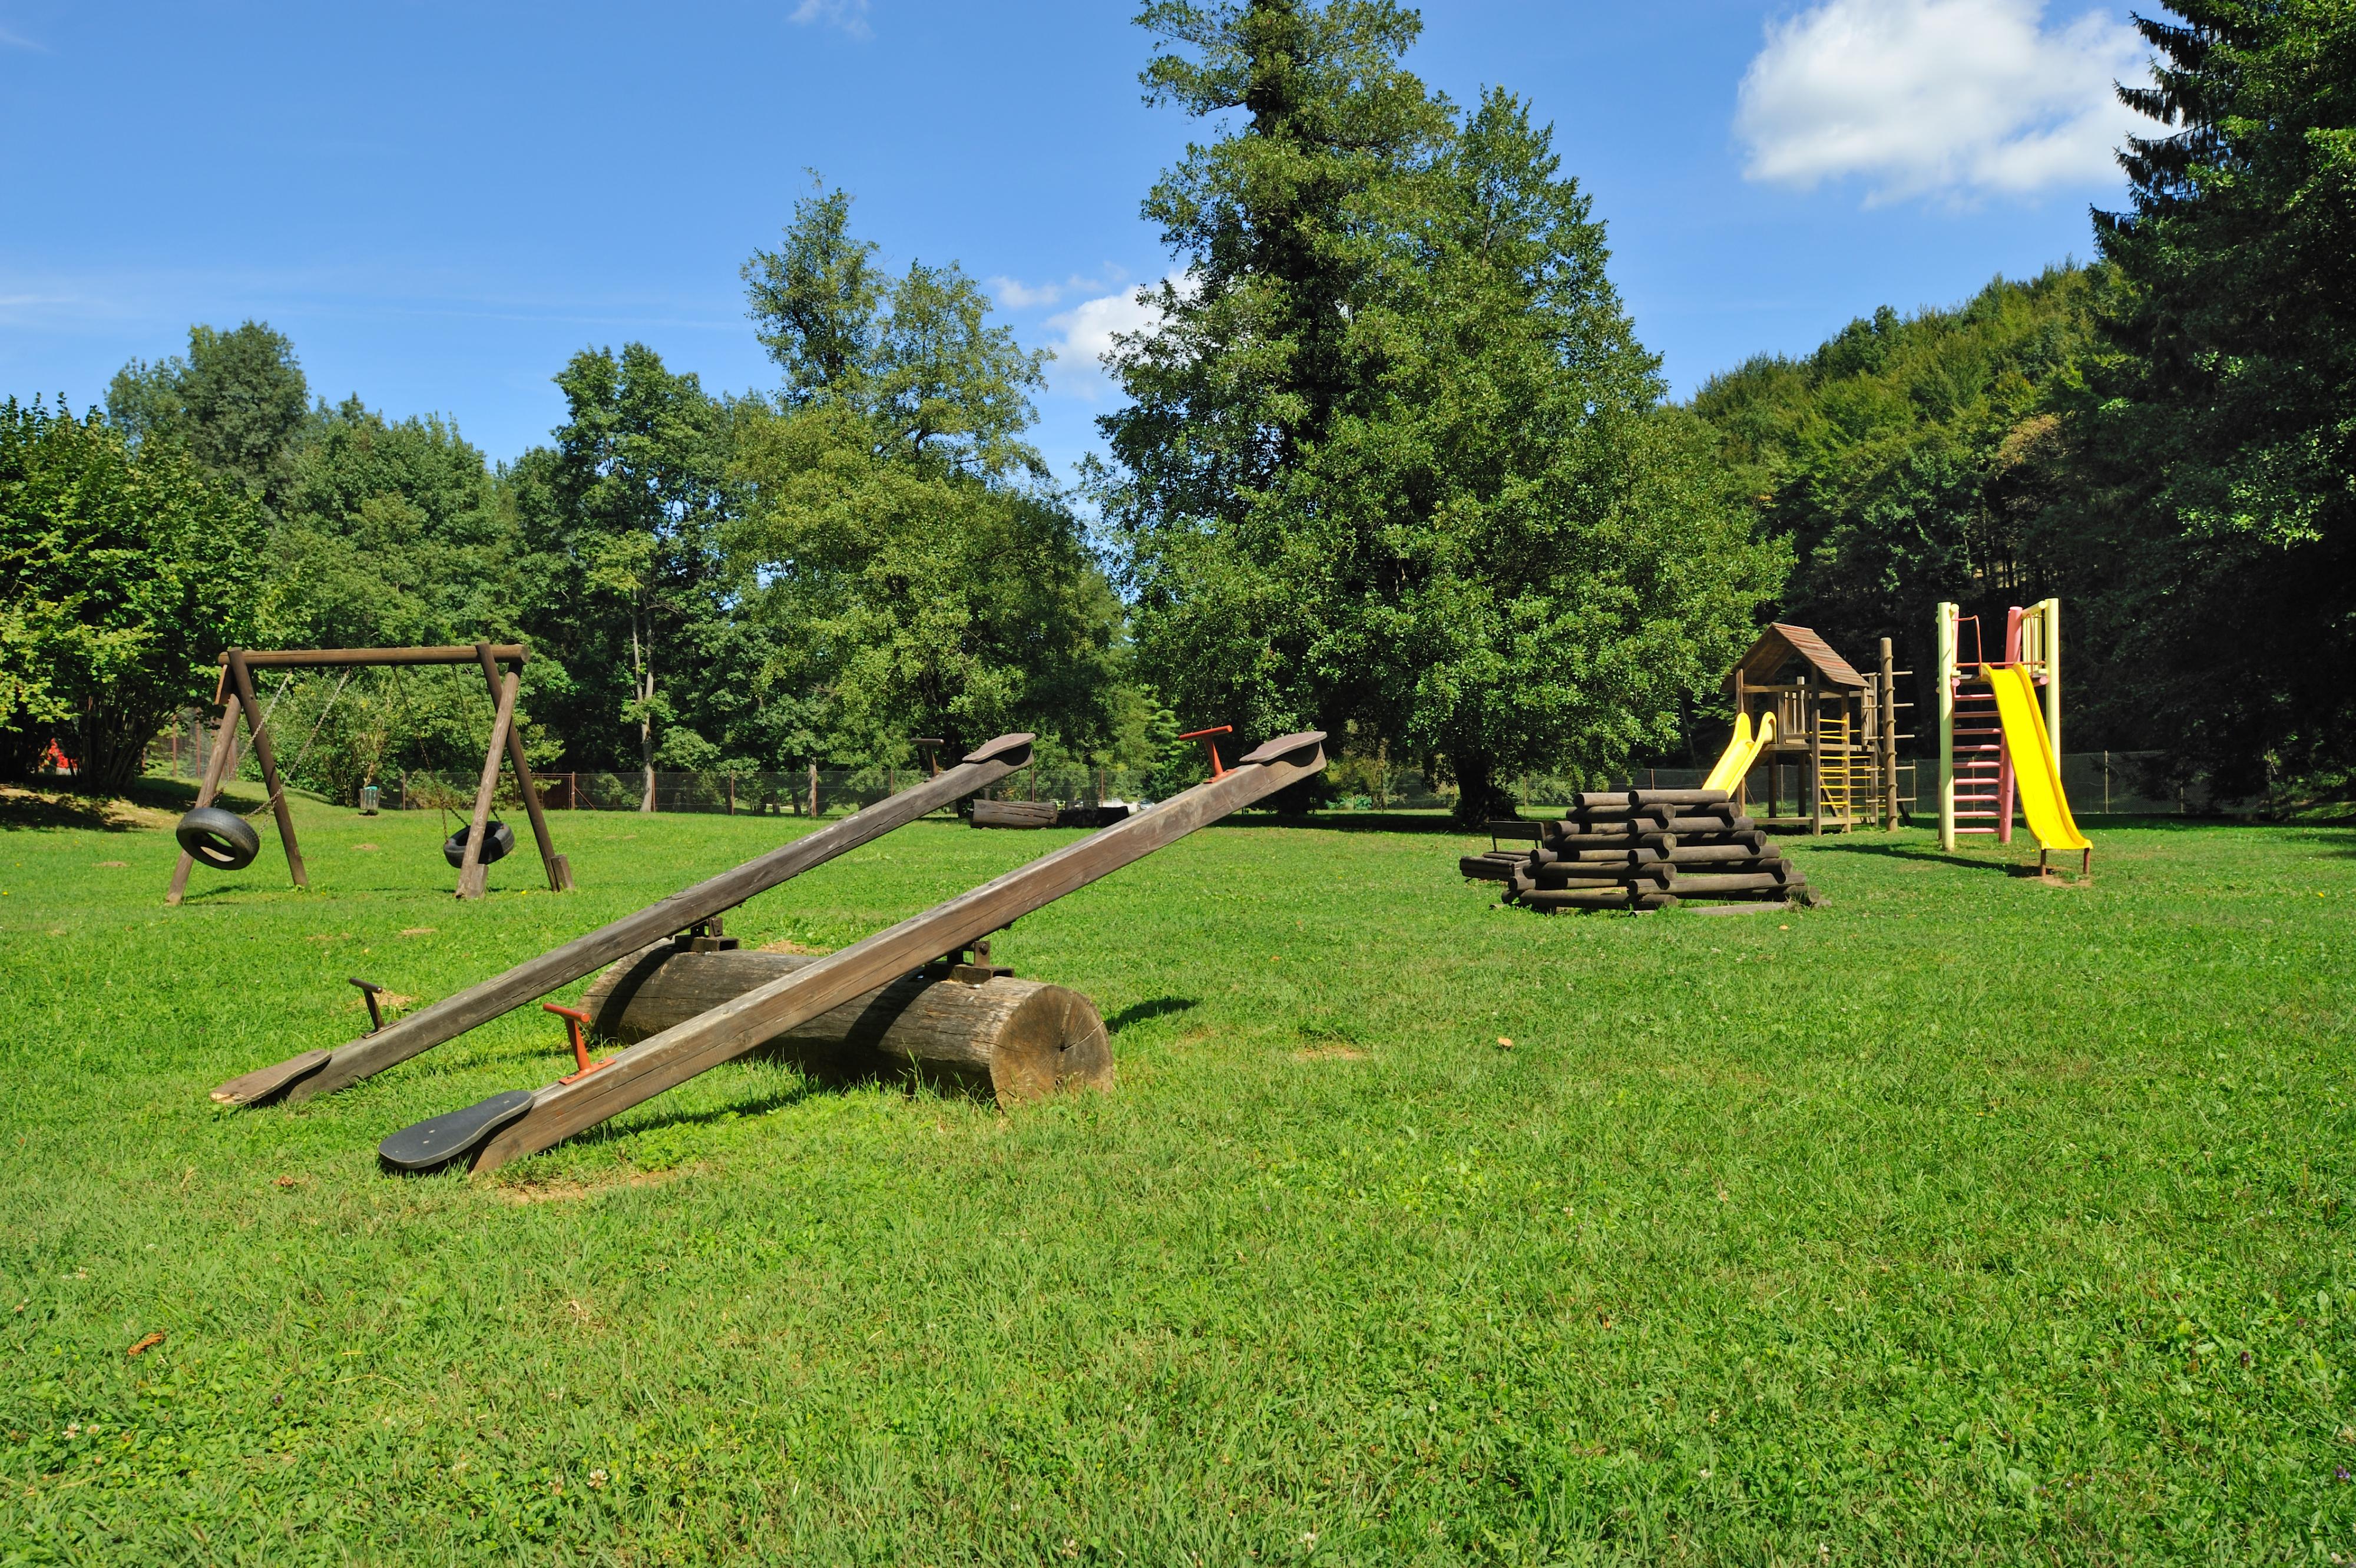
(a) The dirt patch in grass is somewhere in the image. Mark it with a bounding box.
[1292,1044,1369,1061]
[759,938,833,955]
[489,1166,692,1204]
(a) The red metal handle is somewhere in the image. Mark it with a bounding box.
[1177,725,1233,778]
[542,1003,609,1082]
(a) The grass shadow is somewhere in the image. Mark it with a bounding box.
[1223,812,1474,836]
[1804,840,2021,874]
[1106,997,1199,1033]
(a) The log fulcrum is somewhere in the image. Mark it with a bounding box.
[579,945,1111,1104]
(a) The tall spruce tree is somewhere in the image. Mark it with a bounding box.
[1100,1,1782,820]
[2080,1,2356,795]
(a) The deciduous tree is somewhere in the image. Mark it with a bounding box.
[1100,1,1782,820]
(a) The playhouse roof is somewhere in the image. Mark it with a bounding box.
[1725,623,1868,692]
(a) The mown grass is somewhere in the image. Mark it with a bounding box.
[1,783,2352,1564]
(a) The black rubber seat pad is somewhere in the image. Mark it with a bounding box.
[378,1089,535,1172]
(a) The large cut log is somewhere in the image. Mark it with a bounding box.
[1667,870,1793,895]
[580,945,1111,1103]
[1459,852,1522,881]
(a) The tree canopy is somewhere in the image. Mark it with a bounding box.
[1100,0,1782,818]
[2070,0,2356,795]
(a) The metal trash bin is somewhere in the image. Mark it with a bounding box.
[359,785,380,816]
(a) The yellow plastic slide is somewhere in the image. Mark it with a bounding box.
[1980,663,2091,852]
[1703,710,1776,793]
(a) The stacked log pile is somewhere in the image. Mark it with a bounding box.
[1459,789,1812,911]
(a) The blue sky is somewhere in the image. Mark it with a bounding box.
[0,1,2153,483]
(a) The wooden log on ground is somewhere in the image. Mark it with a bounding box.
[1662,843,1785,865]
[1574,789,1730,810]
[1665,858,1789,878]
[1550,846,1667,866]
[581,946,1111,1103]
[1663,813,1756,836]
[1460,853,1521,882]
[1530,862,1674,891]
[1518,886,1678,911]
[972,799,1061,828]
[1538,829,1676,854]
[1564,805,1677,828]
[1665,870,1792,895]
[1658,829,1766,853]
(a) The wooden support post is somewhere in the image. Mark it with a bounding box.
[1732,667,1748,815]
[225,651,307,889]
[472,643,571,891]
[164,693,243,906]
[1808,681,1824,837]
[455,669,518,900]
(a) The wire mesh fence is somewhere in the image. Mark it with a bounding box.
[141,711,2236,821]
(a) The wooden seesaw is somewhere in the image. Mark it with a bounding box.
[209,733,1040,1108]
[378,730,1328,1175]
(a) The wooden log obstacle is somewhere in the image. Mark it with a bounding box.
[1461,789,1814,912]
[580,944,1112,1103]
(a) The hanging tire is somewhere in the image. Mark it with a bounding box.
[442,820,515,869]
[176,806,261,871]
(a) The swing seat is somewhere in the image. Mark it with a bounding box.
[442,820,515,869]
[176,806,262,871]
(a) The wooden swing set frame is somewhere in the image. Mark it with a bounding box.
[165,642,574,905]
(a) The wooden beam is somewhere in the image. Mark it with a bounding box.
[472,643,570,891]
[228,734,1038,1106]
[459,733,1327,1173]
[455,667,518,899]
[220,644,529,669]
[225,650,306,889]
[164,693,242,906]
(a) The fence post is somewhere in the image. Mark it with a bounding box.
[807,762,818,818]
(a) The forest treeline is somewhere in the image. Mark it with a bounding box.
[4,1,2349,815]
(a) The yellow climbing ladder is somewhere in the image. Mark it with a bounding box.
[1816,713,1864,826]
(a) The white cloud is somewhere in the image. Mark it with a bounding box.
[0,23,49,51]
[1041,277,1187,401]
[788,0,871,40]
[990,276,1067,309]
[1735,0,2149,204]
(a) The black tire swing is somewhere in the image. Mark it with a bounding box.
[443,819,515,869]
[173,671,310,874]
[176,807,262,870]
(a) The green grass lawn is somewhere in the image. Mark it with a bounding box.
[2,783,2353,1564]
